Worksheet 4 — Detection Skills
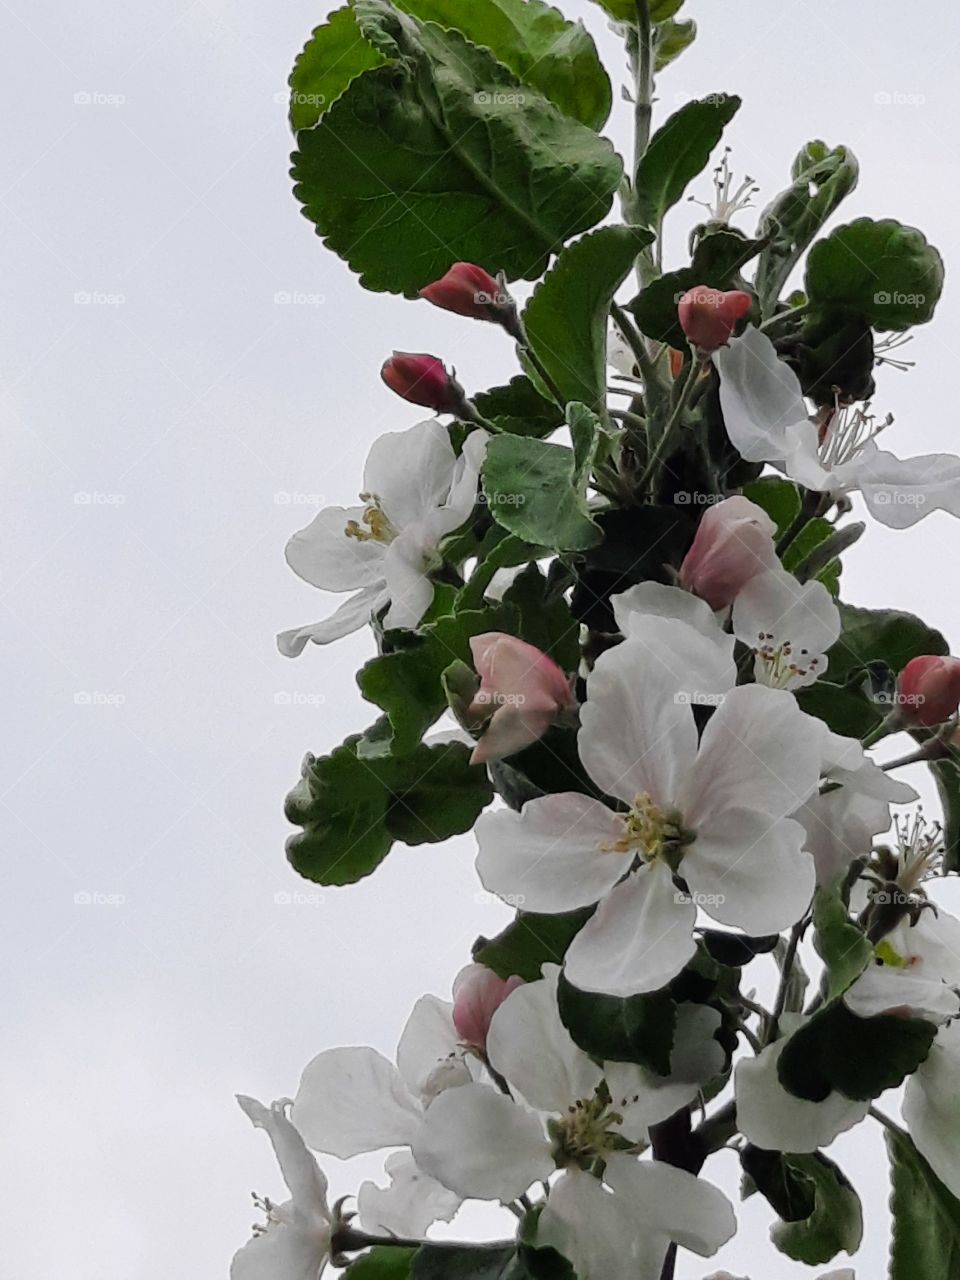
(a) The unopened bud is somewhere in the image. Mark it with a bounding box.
[898,655,960,727]
[381,352,468,415]
[452,963,523,1052]
[468,633,575,764]
[420,263,513,324]
[678,495,778,610]
[678,285,752,353]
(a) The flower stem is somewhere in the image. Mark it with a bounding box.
[638,355,702,491]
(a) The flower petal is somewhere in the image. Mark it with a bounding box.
[735,1033,869,1153]
[230,1215,328,1280]
[844,962,960,1024]
[277,584,387,655]
[475,793,629,914]
[732,569,840,689]
[486,966,602,1112]
[291,1047,421,1158]
[381,529,436,631]
[285,506,388,591]
[236,1096,330,1224]
[612,581,728,643]
[683,810,815,935]
[364,420,457,530]
[904,1021,960,1197]
[714,325,808,463]
[580,634,699,808]
[538,1169,669,1280]
[564,864,697,997]
[412,1083,553,1202]
[603,1152,737,1257]
[855,443,960,530]
[357,1151,460,1237]
[396,994,466,1102]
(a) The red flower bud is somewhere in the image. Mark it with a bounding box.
[420,263,507,322]
[898,655,960,727]
[380,352,465,415]
[678,285,752,353]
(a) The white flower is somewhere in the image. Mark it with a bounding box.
[732,568,840,690]
[734,1015,870,1154]
[846,907,960,1026]
[411,967,736,1280]
[476,617,822,995]
[232,1095,333,1280]
[290,993,473,1234]
[715,326,960,528]
[904,1019,960,1197]
[278,422,487,654]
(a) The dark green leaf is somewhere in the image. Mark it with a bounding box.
[522,226,651,410]
[702,930,779,967]
[827,603,948,684]
[634,95,741,229]
[347,1248,417,1279]
[806,217,944,330]
[488,724,598,810]
[887,1126,960,1280]
[412,1245,515,1279]
[289,6,387,130]
[929,755,960,874]
[777,1002,937,1103]
[754,141,859,316]
[286,732,492,884]
[769,1153,862,1265]
[558,972,677,1074]
[395,0,612,129]
[796,681,883,740]
[741,1145,817,1223]
[500,563,580,671]
[474,907,593,981]
[293,3,622,295]
[482,404,603,551]
[473,376,562,439]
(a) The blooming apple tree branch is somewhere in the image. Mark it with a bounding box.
[233,3,960,1278]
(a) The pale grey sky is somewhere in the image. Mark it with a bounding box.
[3,1,960,1276]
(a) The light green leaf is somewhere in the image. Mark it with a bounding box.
[347,1248,417,1279]
[806,217,945,330]
[634,95,741,229]
[288,6,387,130]
[293,2,622,295]
[285,729,492,885]
[482,403,603,550]
[744,476,801,536]
[395,0,612,129]
[770,1153,863,1266]
[812,876,872,1002]
[522,226,652,410]
[655,17,696,70]
[887,1126,960,1280]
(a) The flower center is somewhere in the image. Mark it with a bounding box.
[895,809,943,892]
[344,493,397,544]
[753,633,823,689]
[602,793,686,864]
[689,147,758,224]
[817,400,892,469]
[549,1089,624,1168]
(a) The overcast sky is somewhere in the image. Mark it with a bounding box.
[3,1,960,1276]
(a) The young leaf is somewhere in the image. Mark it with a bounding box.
[769,1153,863,1266]
[293,2,622,295]
[288,6,387,130]
[806,217,945,330]
[522,226,652,411]
[633,95,741,229]
[887,1126,960,1280]
[285,730,492,884]
[812,877,873,1004]
[473,376,563,439]
[395,0,612,130]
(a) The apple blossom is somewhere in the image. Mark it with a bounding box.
[898,654,960,726]
[467,633,576,764]
[715,326,960,528]
[476,616,822,995]
[278,422,487,654]
[381,352,469,415]
[678,495,778,610]
[678,285,753,354]
[731,568,841,690]
[451,962,523,1051]
[231,1095,334,1280]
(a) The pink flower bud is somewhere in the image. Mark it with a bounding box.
[678,285,752,353]
[678,495,778,611]
[468,632,575,765]
[452,963,523,1052]
[420,263,507,322]
[898,655,960,727]
[381,352,464,415]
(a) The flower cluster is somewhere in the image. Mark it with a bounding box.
[239,2,960,1277]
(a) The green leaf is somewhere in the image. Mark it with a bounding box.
[474,907,593,981]
[887,1126,960,1280]
[782,515,849,594]
[288,6,388,130]
[359,604,513,754]
[557,973,677,1074]
[473,376,562,438]
[812,876,872,1002]
[347,1248,417,1279]
[412,1246,515,1279]
[395,0,612,129]
[588,0,684,21]
[285,731,492,884]
[827,603,948,684]
[482,403,603,551]
[522,226,652,410]
[754,141,859,316]
[796,681,883,740]
[488,724,599,811]
[777,1002,937,1103]
[770,1153,863,1265]
[500,563,581,671]
[292,3,622,295]
[929,755,960,874]
[743,476,801,536]
[655,17,696,69]
[806,217,945,330]
[634,95,741,229]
